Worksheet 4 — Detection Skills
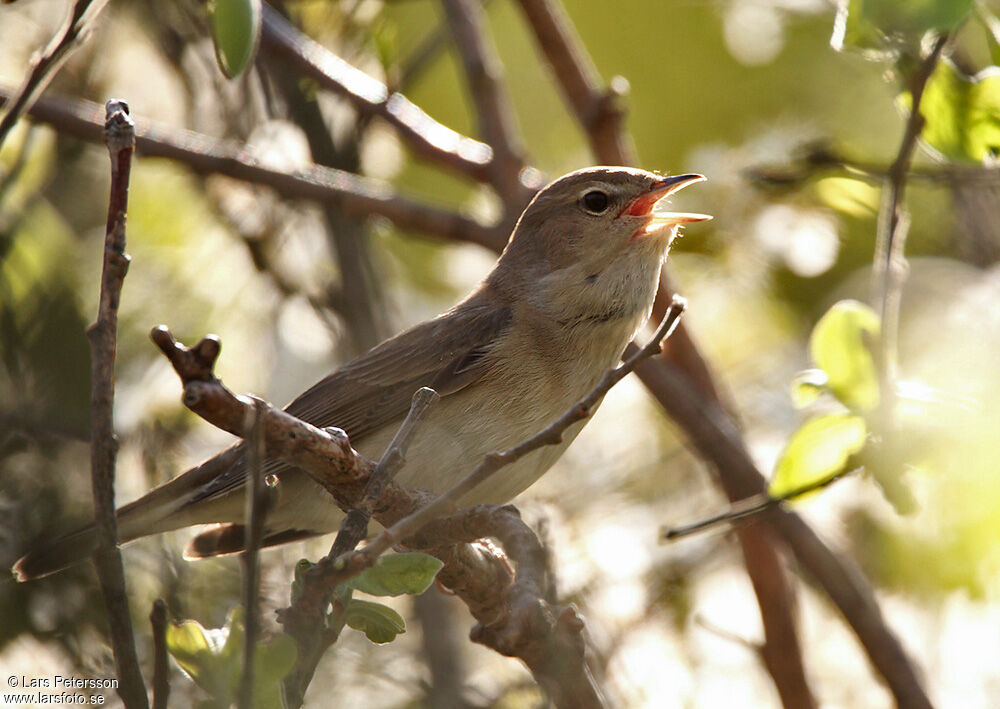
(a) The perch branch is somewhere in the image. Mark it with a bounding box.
[154,323,606,708]
[87,99,148,709]
[281,387,440,707]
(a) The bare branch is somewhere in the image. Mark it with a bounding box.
[0,90,508,251]
[441,0,534,211]
[282,387,440,707]
[150,326,374,489]
[149,600,170,709]
[87,99,148,709]
[662,468,859,541]
[153,327,605,708]
[0,0,108,148]
[259,5,493,181]
[238,399,268,709]
[513,0,633,165]
[873,36,948,430]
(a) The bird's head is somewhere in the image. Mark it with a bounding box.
[491,166,710,320]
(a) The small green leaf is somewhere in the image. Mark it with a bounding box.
[344,599,406,644]
[790,369,830,408]
[810,300,881,411]
[210,0,262,79]
[769,414,867,498]
[832,0,974,54]
[911,61,1000,163]
[166,607,296,709]
[165,619,228,700]
[344,552,444,597]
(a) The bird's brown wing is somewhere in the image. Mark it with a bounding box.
[189,298,512,502]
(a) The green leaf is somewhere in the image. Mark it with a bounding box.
[166,607,297,709]
[769,414,867,498]
[810,300,881,411]
[790,369,830,408]
[344,599,406,644]
[832,0,974,53]
[210,0,262,79]
[912,61,1000,163]
[343,552,443,597]
[165,619,228,701]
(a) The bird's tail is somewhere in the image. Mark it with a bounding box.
[13,446,243,581]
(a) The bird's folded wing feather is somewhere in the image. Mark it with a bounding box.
[188,297,512,502]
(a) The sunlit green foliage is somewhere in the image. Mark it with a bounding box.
[210,0,262,79]
[165,607,297,709]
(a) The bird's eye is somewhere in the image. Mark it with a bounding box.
[581,190,610,215]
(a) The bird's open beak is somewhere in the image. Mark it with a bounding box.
[623,173,713,227]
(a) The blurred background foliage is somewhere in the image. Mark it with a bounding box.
[1,0,1000,707]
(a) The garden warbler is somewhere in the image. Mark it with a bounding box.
[14,166,710,580]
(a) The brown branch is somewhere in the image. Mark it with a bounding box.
[441,0,533,213]
[149,600,170,709]
[259,4,493,182]
[0,0,108,148]
[238,399,268,709]
[281,387,440,707]
[153,326,605,708]
[0,89,508,252]
[873,36,948,427]
[513,0,633,165]
[87,99,148,709]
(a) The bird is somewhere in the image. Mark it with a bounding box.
[13,166,710,581]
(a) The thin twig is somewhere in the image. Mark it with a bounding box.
[282,387,440,708]
[397,0,498,93]
[87,99,148,709]
[873,36,949,426]
[0,89,508,251]
[238,399,268,709]
[662,468,859,541]
[337,387,440,549]
[441,0,532,212]
[0,0,108,148]
[149,600,170,709]
[366,296,686,561]
[632,355,933,709]
[259,4,493,181]
[154,325,605,708]
[513,0,632,165]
